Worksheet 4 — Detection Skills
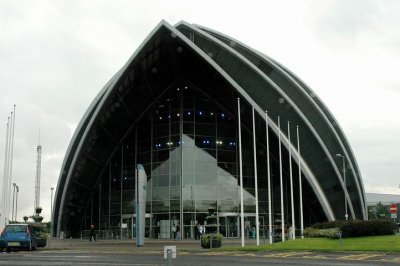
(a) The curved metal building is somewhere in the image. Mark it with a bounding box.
[52,20,366,238]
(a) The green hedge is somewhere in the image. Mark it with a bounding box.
[307,219,396,238]
[310,221,345,229]
[304,227,340,239]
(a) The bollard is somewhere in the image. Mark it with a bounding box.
[166,249,172,266]
[164,246,176,266]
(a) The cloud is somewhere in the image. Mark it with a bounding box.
[305,0,382,45]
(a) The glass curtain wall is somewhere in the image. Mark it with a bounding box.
[88,84,276,239]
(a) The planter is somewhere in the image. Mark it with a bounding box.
[35,207,43,214]
[200,234,222,249]
[201,239,221,249]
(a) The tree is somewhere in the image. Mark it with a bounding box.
[372,202,389,220]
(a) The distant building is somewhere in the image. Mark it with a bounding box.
[52,20,366,238]
[366,193,400,223]
[366,193,400,206]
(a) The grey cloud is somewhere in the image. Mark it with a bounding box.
[306,0,383,45]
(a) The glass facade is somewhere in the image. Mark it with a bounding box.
[54,22,366,239]
[86,85,276,239]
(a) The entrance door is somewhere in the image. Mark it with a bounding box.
[219,214,263,238]
[219,215,239,238]
[128,215,152,239]
[227,216,238,237]
[244,216,255,238]
[122,217,132,239]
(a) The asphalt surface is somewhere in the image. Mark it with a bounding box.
[0,238,399,266]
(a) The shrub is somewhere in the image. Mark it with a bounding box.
[304,227,340,239]
[340,219,395,237]
[308,219,396,238]
[201,233,222,248]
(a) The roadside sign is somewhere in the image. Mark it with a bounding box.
[390,204,397,214]
[391,213,397,219]
[164,246,176,259]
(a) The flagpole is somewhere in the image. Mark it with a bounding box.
[2,118,10,227]
[288,121,295,239]
[266,111,272,244]
[278,116,285,242]
[6,114,13,225]
[252,107,259,245]
[238,98,245,247]
[9,105,16,223]
[297,126,304,238]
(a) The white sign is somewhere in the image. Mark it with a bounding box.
[391,213,397,219]
[121,223,127,229]
[164,246,176,259]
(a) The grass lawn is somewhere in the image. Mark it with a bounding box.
[221,235,400,253]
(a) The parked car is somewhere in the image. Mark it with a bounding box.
[0,224,37,251]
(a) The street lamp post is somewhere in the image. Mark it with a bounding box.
[336,153,348,220]
[50,187,54,237]
[50,187,54,221]
[12,183,16,222]
[15,185,19,222]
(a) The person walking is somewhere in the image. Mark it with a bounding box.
[199,224,204,239]
[195,223,200,240]
[156,221,160,239]
[176,223,180,240]
[89,224,96,241]
[171,224,176,240]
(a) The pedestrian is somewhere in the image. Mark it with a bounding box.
[251,226,256,239]
[288,225,293,239]
[195,223,200,240]
[171,224,176,240]
[156,221,160,239]
[89,224,96,241]
[199,224,204,239]
[176,223,180,240]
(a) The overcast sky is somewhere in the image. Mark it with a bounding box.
[0,0,399,223]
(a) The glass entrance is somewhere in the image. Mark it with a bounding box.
[219,215,238,238]
[128,215,152,239]
[219,214,265,238]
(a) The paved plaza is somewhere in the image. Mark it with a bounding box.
[1,238,400,265]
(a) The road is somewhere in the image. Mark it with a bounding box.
[1,250,400,266]
[1,238,399,265]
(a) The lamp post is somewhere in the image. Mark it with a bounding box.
[12,183,16,222]
[336,153,348,220]
[50,187,54,237]
[50,187,54,221]
[15,185,19,222]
